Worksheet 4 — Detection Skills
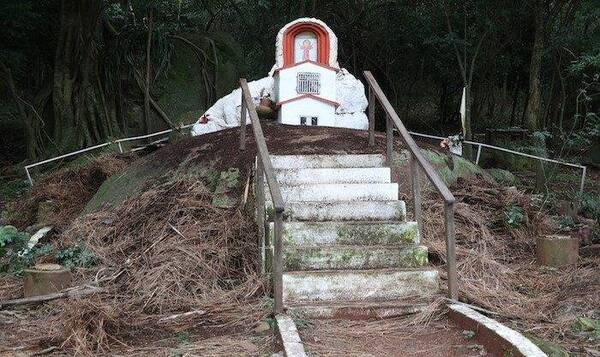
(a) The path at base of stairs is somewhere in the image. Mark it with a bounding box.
[298,317,487,357]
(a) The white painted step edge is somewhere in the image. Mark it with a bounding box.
[282,268,439,303]
[281,200,406,222]
[269,167,391,185]
[270,154,386,169]
[266,183,398,203]
[448,304,547,357]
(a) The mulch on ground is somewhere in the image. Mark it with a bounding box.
[300,315,486,357]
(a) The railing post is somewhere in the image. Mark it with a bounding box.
[239,96,247,150]
[409,154,423,242]
[368,85,375,147]
[273,210,284,314]
[256,157,266,275]
[475,144,482,165]
[386,114,393,165]
[444,202,458,300]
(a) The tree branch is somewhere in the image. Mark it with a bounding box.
[443,6,467,83]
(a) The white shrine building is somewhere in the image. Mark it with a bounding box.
[190,18,368,137]
[272,19,340,127]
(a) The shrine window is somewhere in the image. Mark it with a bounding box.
[296,72,321,94]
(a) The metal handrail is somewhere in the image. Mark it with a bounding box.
[364,71,458,299]
[238,78,286,313]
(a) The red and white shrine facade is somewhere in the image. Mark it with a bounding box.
[273,19,340,126]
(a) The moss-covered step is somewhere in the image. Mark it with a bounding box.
[283,245,429,271]
[270,221,419,246]
[265,183,398,204]
[269,167,391,185]
[281,200,406,222]
[282,268,439,303]
[270,154,386,169]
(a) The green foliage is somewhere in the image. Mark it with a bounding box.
[574,191,600,223]
[0,225,51,273]
[175,330,190,344]
[557,215,576,228]
[504,204,524,228]
[525,334,569,357]
[55,243,98,268]
[571,317,600,338]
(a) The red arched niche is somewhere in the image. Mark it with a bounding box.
[283,22,330,66]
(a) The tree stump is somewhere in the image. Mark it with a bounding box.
[23,263,72,297]
[536,235,578,267]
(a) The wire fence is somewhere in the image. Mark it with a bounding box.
[24,123,195,185]
[408,131,587,193]
[23,123,587,194]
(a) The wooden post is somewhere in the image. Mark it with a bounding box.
[386,114,393,165]
[273,210,284,314]
[368,85,375,146]
[445,202,458,300]
[256,158,266,274]
[239,95,247,150]
[410,153,423,241]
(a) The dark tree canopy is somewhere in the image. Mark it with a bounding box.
[0,0,598,165]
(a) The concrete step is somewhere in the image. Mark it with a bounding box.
[270,221,419,247]
[282,201,406,222]
[270,167,391,185]
[270,154,386,169]
[266,183,398,204]
[282,268,439,303]
[283,245,429,271]
[288,300,431,320]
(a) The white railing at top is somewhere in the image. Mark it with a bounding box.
[24,123,195,185]
[407,131,587,193]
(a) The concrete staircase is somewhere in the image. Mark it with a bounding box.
[265,154,439,319]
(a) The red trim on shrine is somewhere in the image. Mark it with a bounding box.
[276,94,340,108]
[273,60,339,73]
[282,22,330,67]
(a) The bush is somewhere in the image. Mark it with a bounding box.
[0,225,51,273]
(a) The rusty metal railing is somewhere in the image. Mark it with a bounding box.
[364,71,458,299]
[238,79,286,313]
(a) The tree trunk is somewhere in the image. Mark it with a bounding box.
[52,0,107,151]
[144,8,154,134]
[524,1,545,132]
[524,1,548,192]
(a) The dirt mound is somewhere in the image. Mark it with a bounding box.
[42,175,264,352]
[86,122,397,213]
[5,155,130,230]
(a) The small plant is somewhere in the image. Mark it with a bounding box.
[175,330,190,344]
[462,329,476,339]
[557,215,576,228]
[574,191,600,223]
[504,204,525,228]
[55,243,98,268]
[0,225,52,273]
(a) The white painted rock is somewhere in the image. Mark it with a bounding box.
[191,77,274,136]
[191,68,368,136]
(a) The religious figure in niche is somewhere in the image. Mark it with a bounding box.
[294,31,317,63]
[300,39,313,61]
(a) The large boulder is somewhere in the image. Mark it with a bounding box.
[191,68,368,136]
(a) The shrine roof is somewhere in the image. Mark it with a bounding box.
[276,94,340,107]
[273,60,339,74]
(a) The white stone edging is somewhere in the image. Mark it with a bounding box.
[275,314,307,357]
[448,304,546,357]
